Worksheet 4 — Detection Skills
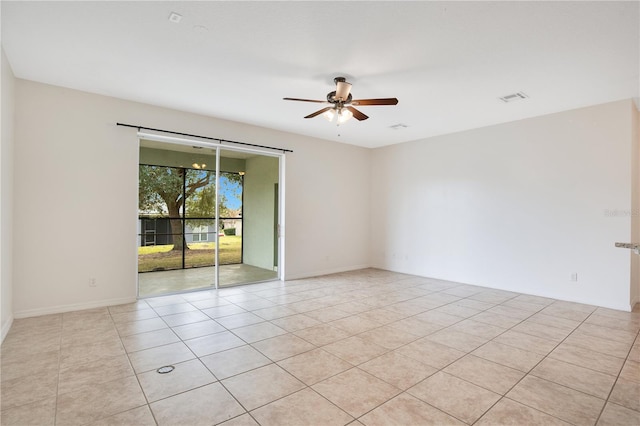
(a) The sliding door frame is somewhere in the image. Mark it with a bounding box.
[136,132,286,295]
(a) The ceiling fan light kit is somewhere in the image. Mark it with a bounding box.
[284,77,398,125]
[322,109,336,122]
[323,107,353,124]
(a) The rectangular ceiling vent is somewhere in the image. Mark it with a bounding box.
[168,12,183,23]
[389,123,409,130]
[499,92,528,103]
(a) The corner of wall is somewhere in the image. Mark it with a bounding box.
[1,46,16,342]
[631,101,640,310]
[1,315,13,342]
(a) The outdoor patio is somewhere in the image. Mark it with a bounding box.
[138,264,278,297]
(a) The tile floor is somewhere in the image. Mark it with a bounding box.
[1,268,639,425]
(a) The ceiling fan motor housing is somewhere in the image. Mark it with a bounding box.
[327,91,352,104]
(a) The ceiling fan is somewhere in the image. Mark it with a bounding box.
[283,77,398,124]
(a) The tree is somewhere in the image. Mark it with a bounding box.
[186,173,243,227]
[139,166,244,251]
[186,186,229,228]
[139,166,212,251]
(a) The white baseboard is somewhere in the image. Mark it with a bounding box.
[630,295,639,312]
[1,315,14,343]
[284,264,370,281]
[372,265,637,313]
[13,297,137,319]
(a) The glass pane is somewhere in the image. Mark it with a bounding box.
[184,169,215,219]
[138,165,185,218]
[184,169,216,269]
[137,218,185,273]
[219,171,243,266]
[219,151,278,287]
[185,219,215,269]
[138,165,186,273]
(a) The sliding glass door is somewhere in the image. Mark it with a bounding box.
[137,139,282,297]
[218,149,278,287]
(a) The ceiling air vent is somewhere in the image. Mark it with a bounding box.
[499,92,528,103]
[168,12,183,23]
[389,123,409,130]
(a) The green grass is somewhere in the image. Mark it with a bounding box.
[138,236,242,272]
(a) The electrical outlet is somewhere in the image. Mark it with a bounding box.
[570,273,578,282]
[89,278,97,287]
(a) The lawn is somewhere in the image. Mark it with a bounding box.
[138,236,242,272]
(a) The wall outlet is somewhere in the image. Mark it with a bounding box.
[570,273,578,282]
[89,278,97,287]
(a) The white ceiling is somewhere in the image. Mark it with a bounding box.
[2,1,638,148]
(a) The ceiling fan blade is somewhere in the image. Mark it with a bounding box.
[283,97,328,103]
[304,107,333,119]
[351,98,399,106]
[346,106,369,121]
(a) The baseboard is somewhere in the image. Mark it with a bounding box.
[630,295,639,312]
[1,315,14,343]
[284,264,370,281]
[13,297,137,319]
[374,265,639,313]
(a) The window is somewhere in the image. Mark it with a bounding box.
[191,226,208,242]
[138,163,244,272]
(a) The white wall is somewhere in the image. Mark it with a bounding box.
[1,48,15,339]
[371,100,634,311]
[284,138,372,279]
[11,76,635,318]
[12,79,371,317]
[243,155,279,270]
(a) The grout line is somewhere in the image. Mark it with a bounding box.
[5,272,640,426]
[108,304,158,426]
[52,314,64,426]
[591,309,640,425]
[472,304,617,425]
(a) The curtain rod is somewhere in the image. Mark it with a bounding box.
[116,123,293,153]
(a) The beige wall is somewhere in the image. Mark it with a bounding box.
[12,79,371,317]
[1,48,15,339]
[372,100,635,311]
[284,136,372,278]
[243,155,279,270]
[7,74,638,318]
[139,146,246,173]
